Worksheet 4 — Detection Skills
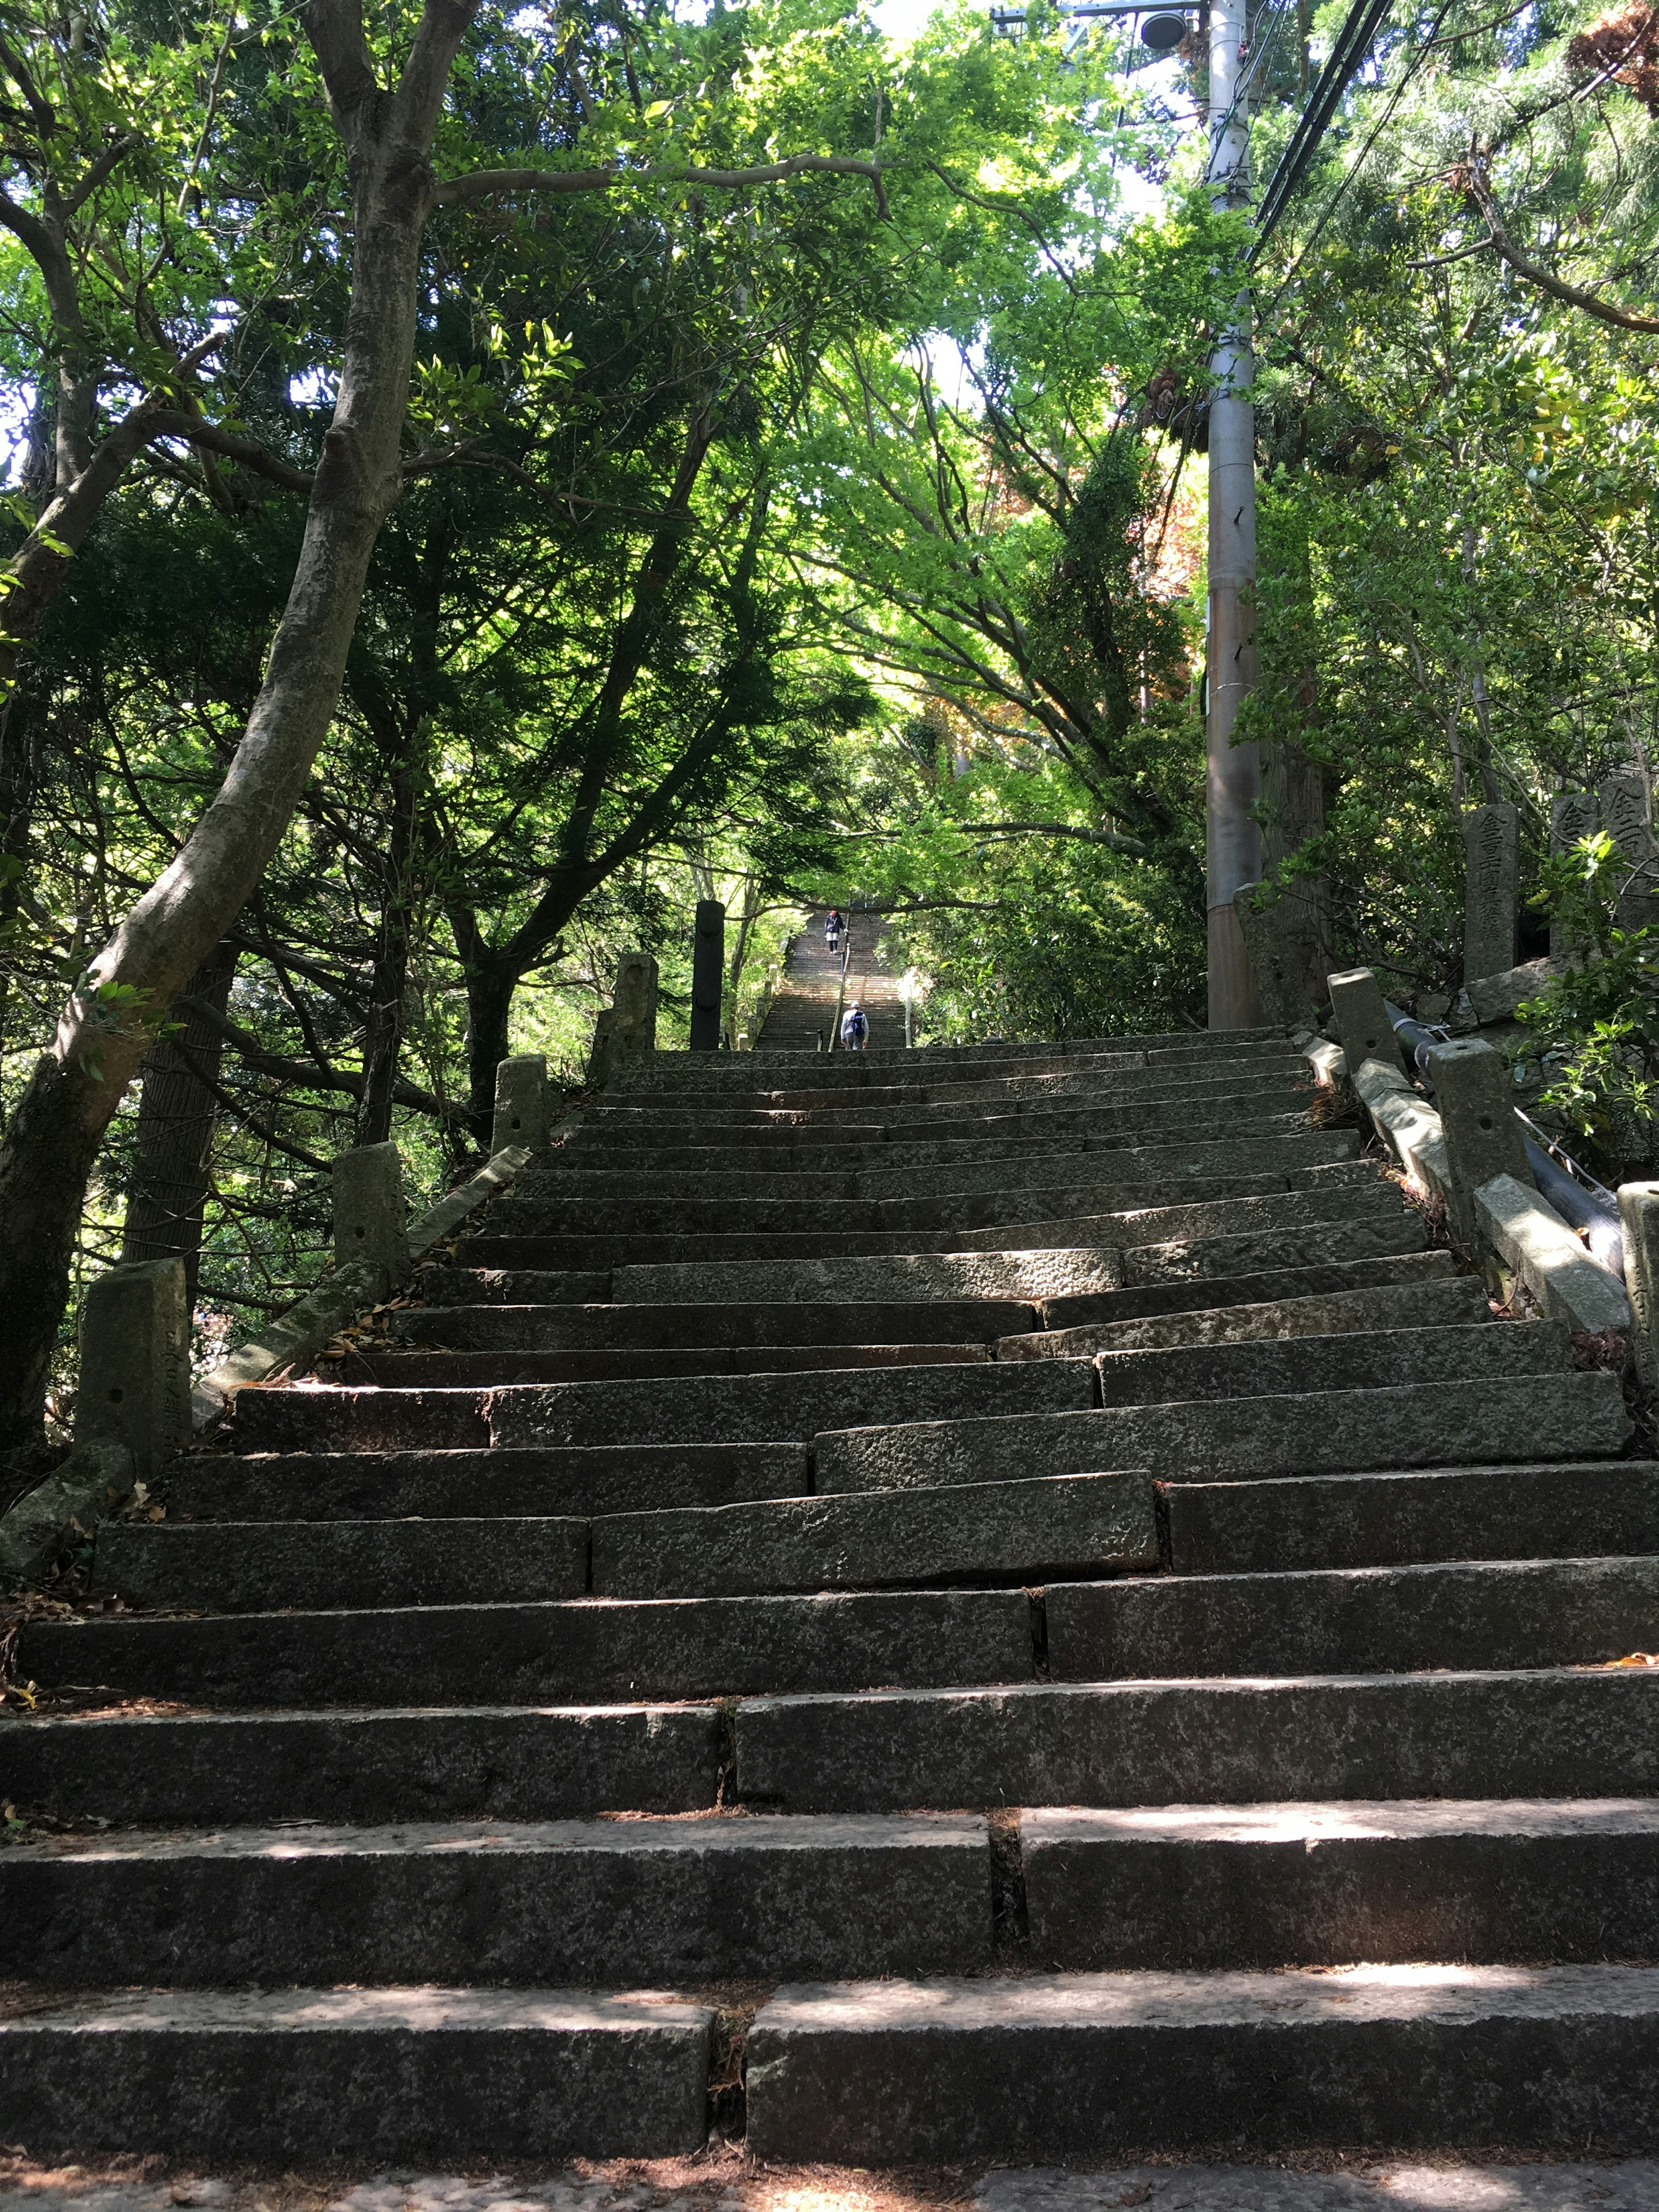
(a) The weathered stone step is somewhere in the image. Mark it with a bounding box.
[1036,1249,1458,1331]
[14,1583,1035,1712]
[1005,1273,1492,1357]
[1045,1554,1659,1680]
[555,1105,1313,1184]
[346,1341,994,1388]
[1021,1799,1659,1970]
[741,1963,1659,2161]
[95,1515,593,1612]
[593,1472,1157,1600]
[3,1702,728,1825]
[813,1373,1630,1493]
[608,1213,1414,1310]
[1088,1319,1568,1405]
[614,1037,1300,1099]
[165,1442,810,1522]
[494,1136,1357,1236]
[0,1986,713,2159]
[233,1355,1094,1455]
[1167,1460,1659,1574]
[733,1665,1659,1811]
[0,1812,991,1986]
[394,1297,1039,1350]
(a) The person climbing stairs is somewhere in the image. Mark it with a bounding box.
[4,1025,1658,2162]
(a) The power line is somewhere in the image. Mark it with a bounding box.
[1250,0,1396,253]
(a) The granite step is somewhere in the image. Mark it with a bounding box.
[1004,1273,1492,1357]
[1020,1798,1659,1970]
[590,1471,1158,1600]
[1165,1460,1659,1574]
[343,1341,995,1388]
[1035,1249,1459,1330]
[163,1442,811,1522]
[1087,1318,1570,1405]
[811,1372,1631,1493]
[0,1986,714,2159]
[12,1583,1037,1713]
[613,1039,1301,1100]
[1043,1554,1659,1680]
[0,1812,992,1986]
[741,1964,1659,2161]
[731,1665,1659,1812]
[231,1354,1096,1455]
[394,1298,1039,1350]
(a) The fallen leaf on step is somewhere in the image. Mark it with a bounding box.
[1602,1652,1659,1667]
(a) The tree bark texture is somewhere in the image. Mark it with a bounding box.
[121,938,239,1306]
[0,0,482,1446]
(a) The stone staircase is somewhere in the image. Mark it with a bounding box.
[752,907,907,1052]
[5,1026,1659,2164]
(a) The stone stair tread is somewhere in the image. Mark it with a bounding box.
[0,1812,992,1986]
[395,1297,1039,1349]
[1036,1248,1458,1328]
[1088,1317,1570,1403]
[812,1372,1631,1492]
[590,1470,1158,1599]
[0,1984,714,2159]
[1008,1273,1492,1356]
[346,1342,995,1386]
[741,1964,1659,2161]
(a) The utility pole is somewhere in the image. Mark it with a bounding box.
[1205,0,1263,1028]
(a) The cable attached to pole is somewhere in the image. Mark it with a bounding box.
[1250,0,1395,253]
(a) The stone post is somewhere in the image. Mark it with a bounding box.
[492,1054,549,1154]
[1326,966,1407,1081]
[1427,1036,1532,1247]
[612,951,659,1058]
[333,1140,407,1296]
[1598,772,1659,935]
[1550,791,1599,957]
[1233,883,1318,1029]
[1618,1182,1659,1390]
[585,1008,615,1087]
[1462,801,1519,982]
[74,1255,191,1484]
[690,900,725,1052]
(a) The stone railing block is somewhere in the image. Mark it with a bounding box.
[73,1255,190,1483]
[492,1055,549,1155]
[1326,968,1407,1081]
[0,1440,135,1587]
[332,1141,407,1293]
[1617,1181,1659,1390]
[1476,1171,1631,1334]
[1427,1037,1532,1246]
[1352,1058,1450,1199]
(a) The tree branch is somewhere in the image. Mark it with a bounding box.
[1467,165,1659,332]
[433,153,890,220]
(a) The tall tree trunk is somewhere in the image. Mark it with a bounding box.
[121,938,239,1306]
[0,0,483,1447]
[358,763,419,1146]
[463,957,516,1148]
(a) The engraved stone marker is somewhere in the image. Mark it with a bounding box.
[1549,790,1599,956]
[1598,773,1659,935]
[1462,802,1519,983]
[75,1255,191,1482]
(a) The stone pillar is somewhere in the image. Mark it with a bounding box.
[1326,966,1407,1081]
[690,900,725,1052]
[1598,772,1659,935]
[1427,1036,1532,1246]
[1233,884,1318,1029]
[1550,791,1599,957]
[585,1008,615,1087]
[333,1141,407,1295]
[74,1256,191,1483]
[613,951,659,1058]
[1618,1181,1659,1389]
[492,1054,548,1154]
[1462,802,1519,983]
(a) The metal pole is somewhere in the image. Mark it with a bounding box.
[1205,0,1263,1028]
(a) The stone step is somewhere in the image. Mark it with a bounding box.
[1045,1554,1659,1680]
[741,1963,1659,2161]
[423,1265,614,1305]
[3,1702,728,1825]
[232,1354,1096,1455]
[0,1812,992,1987]
[1020,1798,1659,1970]
[812,1372,1631,1493]
[164,1442,810,1522]
[0,1986,714,2159]
[1004,1272,1492,1357]
[345,1341,995,1388]
[1036,1249,1459,1330]
[493,1137,1357,1236]
[1166,1460,1659,1574]
[1089,1319,1569,1406]
[592,1471,1158,1600]
[732,1665,1659,1812]
[13,1582,1036,1714]
[554,1107,1313,1186]
[395,1297,1038,1350]
[613,1038,1300,1099]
